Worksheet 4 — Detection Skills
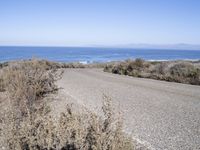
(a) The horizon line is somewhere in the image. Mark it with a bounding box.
[0,43,200,50]
[0,46,200,51]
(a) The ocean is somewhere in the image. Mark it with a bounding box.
[0,46,200,63]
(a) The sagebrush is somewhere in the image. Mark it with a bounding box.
[104,58,200,85]
[0,59,133,150]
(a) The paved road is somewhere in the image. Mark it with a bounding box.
[57,68,200,150]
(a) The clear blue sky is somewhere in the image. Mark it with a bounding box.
[0,0,200,46]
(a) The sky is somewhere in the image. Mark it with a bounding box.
[0,0,200,47]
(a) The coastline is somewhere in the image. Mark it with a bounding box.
[1,46,200,63]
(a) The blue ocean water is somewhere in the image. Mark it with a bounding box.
[0,46,200,63]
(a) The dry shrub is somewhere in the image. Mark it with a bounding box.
[104,58,150,77]
[130,58,146,70]
[170,62,196,77]
[0,62,8,69]
[86,62,108,68]
[62,62,86,68]
[112,62,128,75]
[0,77,5,92]
[104,59,200,85]
[168,62,200,84]
[150,62,200,84]
[2,59,61,117]
[152,62,168,75]
[4,96,133,150]
[0,68,5,92]
[1,59,133,150]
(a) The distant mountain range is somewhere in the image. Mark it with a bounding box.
[112,43,200,50]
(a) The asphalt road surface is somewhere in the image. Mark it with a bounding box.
[57,68,200,150]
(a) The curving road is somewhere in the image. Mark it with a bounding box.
[57,68,200,150]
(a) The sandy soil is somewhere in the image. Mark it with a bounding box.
[56,68,200,150]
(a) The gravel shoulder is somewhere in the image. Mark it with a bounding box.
[57,68,200,150]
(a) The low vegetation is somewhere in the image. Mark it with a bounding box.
[0,59,133,150]
[0,77,5,92]
[104,58,200,85]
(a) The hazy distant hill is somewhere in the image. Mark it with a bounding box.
[113,43,200,50]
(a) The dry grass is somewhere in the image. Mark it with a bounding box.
[4,97,133,150]
[104,59,200,85]
[0,77,5,92]
[0,62,8,69]
[0,67,5,92]
[62,62,86,68]
[1,59,117,70]
[104,58,150,77]
[0,59,134,150]
[1,59,61,116]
